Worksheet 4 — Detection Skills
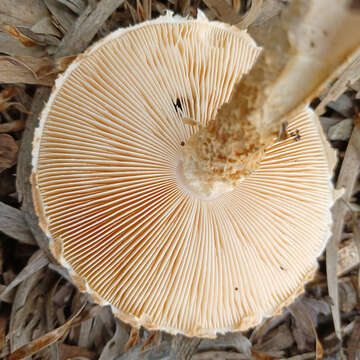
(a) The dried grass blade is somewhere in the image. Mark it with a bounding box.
[6,304,86,360]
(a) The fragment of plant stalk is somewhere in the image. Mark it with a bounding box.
[31,1,360,337]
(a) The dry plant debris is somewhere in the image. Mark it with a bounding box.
[0,0,359,359]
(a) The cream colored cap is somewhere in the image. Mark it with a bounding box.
[32,13,333,337]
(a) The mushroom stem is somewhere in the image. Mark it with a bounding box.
[180,0,360,198]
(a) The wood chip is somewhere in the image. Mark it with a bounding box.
[55,0,125,57]
[347,317,360,360]
[338,277,358,313]
[316,55,360,115]
[16,87,53,257]
[192,352,251,360]
[0,34,45,57]
[0,0,49,27]
[30,17,62,37]
[43,0,77,33]
[337,237,360,276]
[328,119,354,141]
[199,333,251,354]
[288,298,326,357]
[325,93,354,118]
[169,335,201,360]
[0,134,17,173]
[319,116,342,136]
[252,324,294,353]
[0,251,48,303]
[326,122,360,340]
[0,202,36,245]
[58,0,87,15]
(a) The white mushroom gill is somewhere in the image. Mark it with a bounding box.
[32,14,333,337]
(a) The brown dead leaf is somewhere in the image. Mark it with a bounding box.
[136,0,146,22]
[0,311,7,351]
[35,55,76,78]
[0,24,39,47]
[0,134,17,173]
[6,304,86,360]
[0,120,26,134]
[124,327,141,351]
[0,56,58,86]
[0,87,17,101]
[0,86,28,116]
[16,26,60,46]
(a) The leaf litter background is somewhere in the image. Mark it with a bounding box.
[0,0,360,359]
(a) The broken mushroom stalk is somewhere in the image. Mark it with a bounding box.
[31,0,360,338]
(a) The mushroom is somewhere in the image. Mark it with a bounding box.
[31,3,360,338]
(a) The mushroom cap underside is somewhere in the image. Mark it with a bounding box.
[32,14,334,337]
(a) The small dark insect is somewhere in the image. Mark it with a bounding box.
[234,287,238,291]
[173,98,182,112]
[290,129,301,141]
[180,141,185,146]
[280,266,285,271]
